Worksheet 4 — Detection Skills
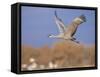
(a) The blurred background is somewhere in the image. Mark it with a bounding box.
[21,6,95,47]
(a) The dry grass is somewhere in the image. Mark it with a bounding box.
[21,40,95,70]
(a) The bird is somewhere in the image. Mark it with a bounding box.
[48,11,86,43]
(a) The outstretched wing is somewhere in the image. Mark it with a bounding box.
[54,11,66,34]
[65,15,86,36]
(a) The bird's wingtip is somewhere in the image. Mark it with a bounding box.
[54,10,58,18]
[79,14,86,22]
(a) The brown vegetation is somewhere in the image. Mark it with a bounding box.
[21,40,95,70]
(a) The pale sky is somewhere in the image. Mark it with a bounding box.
[21,6,95,47]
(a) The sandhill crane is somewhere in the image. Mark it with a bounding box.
[48,11,86,43]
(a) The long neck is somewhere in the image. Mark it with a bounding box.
[49,35,60,38]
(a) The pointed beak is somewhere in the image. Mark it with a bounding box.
[48,34,51,37]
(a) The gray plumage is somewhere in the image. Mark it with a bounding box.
[48,11,86,42]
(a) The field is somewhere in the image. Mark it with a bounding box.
[21,40,95,71]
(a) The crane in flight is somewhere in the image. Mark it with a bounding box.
[48,11,86,43]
